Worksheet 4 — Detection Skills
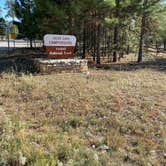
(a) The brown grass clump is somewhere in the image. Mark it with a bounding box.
[0,64,165,165]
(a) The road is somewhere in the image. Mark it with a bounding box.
[0,40,43,50]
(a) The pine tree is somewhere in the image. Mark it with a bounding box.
[14,0,39,47]
[11,0,166,63]
[0,18,6,35]
[137,0,163,62]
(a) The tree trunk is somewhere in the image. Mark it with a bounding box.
[93,23,96,62]
[138,0,147,63]
[113,0,120,62]
[30,39,33,48]
[82,21,86,59]
[156,41,160,54]
[113,24,118,62]
[104,28,107,58]
[164,40,166,51]
[138,21,144,62]
[68,15,72,34]
[126,44,130,55]
[96,23,101,65]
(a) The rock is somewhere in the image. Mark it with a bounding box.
[98,144,109,151]
[163,153,166,158]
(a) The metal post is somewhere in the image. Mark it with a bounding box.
[6,25,10,56]
[13,40,15,50]
[7,32,10,55]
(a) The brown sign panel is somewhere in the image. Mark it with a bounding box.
[46,46,75,59]
[44,35,76,59]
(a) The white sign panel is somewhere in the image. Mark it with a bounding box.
[44,34,76,47]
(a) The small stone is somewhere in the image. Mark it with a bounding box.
[94,153,99,161]
[163,153,166,158]
[98,144,109,150]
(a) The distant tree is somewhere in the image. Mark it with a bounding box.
[34,0,66,37]
[0,18,6,35]
[11,0,166,63]
[105,0,139,62]
[14,0,39,47]
[137,0,163,63]
[153,4,166,51]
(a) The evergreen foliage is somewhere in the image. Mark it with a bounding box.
[7,0,166,62]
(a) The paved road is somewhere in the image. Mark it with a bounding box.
[0,40,43,50]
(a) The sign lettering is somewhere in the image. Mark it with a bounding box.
[44,34,76,58]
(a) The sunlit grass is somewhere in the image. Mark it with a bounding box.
[0,67,165,165]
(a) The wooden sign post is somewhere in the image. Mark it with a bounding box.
[44,34,76,58]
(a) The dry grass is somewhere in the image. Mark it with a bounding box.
[0,64,165,165]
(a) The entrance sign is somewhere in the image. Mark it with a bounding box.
[44,34,76,58]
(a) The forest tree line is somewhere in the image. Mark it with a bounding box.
[3,0,166,63]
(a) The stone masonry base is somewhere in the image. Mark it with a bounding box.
[34,58,88,74]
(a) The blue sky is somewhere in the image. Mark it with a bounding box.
[0,0,7,18]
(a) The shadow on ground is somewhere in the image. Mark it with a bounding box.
[0,55,45,74]
[0,48,46,74]
[0,54,165,74]
[94,57,166,73]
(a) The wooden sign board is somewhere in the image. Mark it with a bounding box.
[44,34,76,58]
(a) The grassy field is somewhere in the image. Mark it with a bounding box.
[0,56,165,165]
